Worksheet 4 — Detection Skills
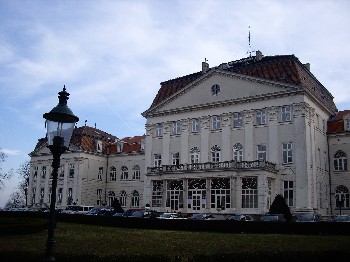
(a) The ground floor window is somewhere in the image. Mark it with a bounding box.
[131,191,139,207]
[210,178,230,210]
[335,185,349,208]
[108,191,115,206]
[283,180,294,207]
[152,181,163,207]
[166,180,184,210]
[188,179,206,210]
[120,191,127,207]
[242,177,258,208]
[97,189,102,206]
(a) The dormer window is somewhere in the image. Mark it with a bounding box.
[117,143,123,153]
[97,140,103,153]
[211,84,220,96]
[140,140,145,151]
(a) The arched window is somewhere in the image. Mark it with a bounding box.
[335,185,349,208]
[132,165,140,180]
[108,191,115,206]
[211,145,221,163]
[334,151,347,171]
[131,191,139,207]
[120,190,127,207]
[110,166,117,181]
[121,166,128,180]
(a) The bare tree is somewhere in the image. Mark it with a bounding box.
[4,191,25,209]
[0,148,13,190]
[16,161,30,206]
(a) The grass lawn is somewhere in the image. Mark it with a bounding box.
[1,218,350,261]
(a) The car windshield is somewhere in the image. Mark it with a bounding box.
[297,214,314,221]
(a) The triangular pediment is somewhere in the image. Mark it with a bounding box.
[145,70,298,116]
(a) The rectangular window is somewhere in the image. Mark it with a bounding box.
[58,188,63,204]
[172,121,181,135]
[33,166,38,179]
[152,181,163,207]
[256,109,266,125]
[345,119,350,131]
[191,118,200,133]
[69,164,75,178]
[172,152,180,165]
[132,166,141,180]
[211,116,221,130]
[59,165,64,177]
[48,187,52,203]
[98,167,103,180]
[97,189,102,206]
[154,123,163,137]
[242,177,258,208]
[282,142,293,164]
[67,188,73,205]
[32,188,36,204]
[190,152,199,164]
[281,106,292,122]
[42,166,47,179]
[283,181,294,207]
[233,112,243,128]
[154,154,162,167]
[211,151,221,163]
[40,188,44,203]
[257,144,267,161]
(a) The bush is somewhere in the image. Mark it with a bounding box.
[269,194,293,222]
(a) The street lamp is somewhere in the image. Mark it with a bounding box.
[43,86,79,261]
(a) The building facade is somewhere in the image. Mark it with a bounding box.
[28,51,349,216]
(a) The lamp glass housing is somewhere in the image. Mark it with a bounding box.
[46,120,75,148]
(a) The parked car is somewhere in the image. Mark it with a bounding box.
[296,214,321,222]
[187,213,215,220]
[86,207,115,216]
[227,214,259,221]
[260,214,286,222]
[158,212,185,219]
[332,215,350,222]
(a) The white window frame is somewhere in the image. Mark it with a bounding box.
[154,154,162,167]
[132,165,141,180]
[256,109,266,125]
[58,188,63,204]
[172,121,181,135]
[69,164,75,178]
[131,191,140,207]
[281,106,292,122]
[97,189,102,206]
[191,118,200,133]
[42,166,47,179]
[241,177,258,209]
[233,112,243,128]
[211,146,221,163]
[257,144,267,161]
[121,166,128,180]
[233,143,243,162]
[282,142,293,164]
[172,152,180,165]
[211,115,221,130]
[120,191,127,208]
[283,181,294,207]
[110,166,117,181]
[97,140,103,152]
[67,188,73,205]
[154,123,163,137]
[334,151,348,171]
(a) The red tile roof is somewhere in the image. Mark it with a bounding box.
[32,126,118,155]
[328,110,350,134]
[109,135,145,154]
[144,53,337,115]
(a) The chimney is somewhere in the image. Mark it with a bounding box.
[202,58,209,73]
[255,50,263,61]
[304,63,310,71]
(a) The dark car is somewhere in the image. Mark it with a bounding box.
[260,214,286,222]
[332,215,350,222]
[227,214,259,221]
[188,213,215,220]
[296,214,321,222]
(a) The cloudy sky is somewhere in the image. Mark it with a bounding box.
[0,0,349,207]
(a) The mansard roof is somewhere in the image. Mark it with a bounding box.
[145,52,337,115]
[109,135,145,154]
[328,110,350,134]
[31,126,118,155]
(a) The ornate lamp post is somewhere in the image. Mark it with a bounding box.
[43,87,79,261]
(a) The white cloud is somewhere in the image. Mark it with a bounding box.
[1,149,22,156]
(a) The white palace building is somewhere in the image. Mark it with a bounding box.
[28,51,350,216]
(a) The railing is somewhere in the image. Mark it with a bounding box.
[147,160,277,174]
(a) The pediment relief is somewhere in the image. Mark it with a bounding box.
[280,167,295,175]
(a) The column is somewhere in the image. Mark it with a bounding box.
[243,110,254,161]
[200,116,210,162]
[180,119,189,164]
[267,107,279,163]
[162,122,171,165]
[221,114,231,161]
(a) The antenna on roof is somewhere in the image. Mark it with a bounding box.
[94,123,96,129]
[84,119,87,126]
[247,26,255,57]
